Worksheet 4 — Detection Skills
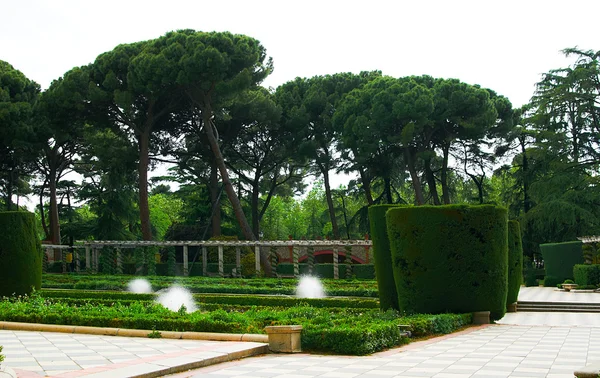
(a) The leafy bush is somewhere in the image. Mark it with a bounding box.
[0,345,4,364]
[369,205,401,311]
[507,220,523,306]
[573,265,600,287]
[523,257,538,287]
[0,293,472,355]
[386,205,508,320]
[543,275,562,287]
[540,241,584,284]
[0,211,42,297]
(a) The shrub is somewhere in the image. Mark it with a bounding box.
[369,204,401,311]
[507,220,523,306]
[543,275,561,287]
[540,241,584,284]
[0,211,42,297]
[386,205,508,320]
[522,257,537,287]
[573,265,600,287]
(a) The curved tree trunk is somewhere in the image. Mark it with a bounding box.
[251,174,261,238]
[441,142,451,204]
[404,148,425,205]
[138,131,153,241]
[322,167,340,239]
[383,176,393,204]
[359,168,374,206]
[48,173,61,245]
[209,161,221,237]
[424,158,440,205]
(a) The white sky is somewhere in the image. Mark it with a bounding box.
[2,0,599,199]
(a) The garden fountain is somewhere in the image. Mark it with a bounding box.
[126,278,153,294]
[296,275,325,298]
[156,285,198,313]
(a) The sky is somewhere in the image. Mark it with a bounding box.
[2,0,599,195]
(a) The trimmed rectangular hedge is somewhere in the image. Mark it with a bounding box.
[386,205,508,320]
[540,241,584,286]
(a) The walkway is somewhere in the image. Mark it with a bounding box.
[167,324,600,378]
[0,330,266,377]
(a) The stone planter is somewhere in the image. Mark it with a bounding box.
[472,311,490,325]
[265,325,302,353]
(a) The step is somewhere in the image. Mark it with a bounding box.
[517,301,600,313]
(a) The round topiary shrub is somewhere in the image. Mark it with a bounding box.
[368,204,401,311]
[507,220,523,307]
[386,205,508,320]
[0,211,42,297]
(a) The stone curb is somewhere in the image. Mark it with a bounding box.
[0,321,268,343]
[574,363,600,378]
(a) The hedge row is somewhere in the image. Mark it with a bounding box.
[507,220,523,306]
[0,294,471,355]
[386,205,508,320]
[573,265,600,287]
[0,212,42,297]
[275,264,375,279]
[39,290,379,309]
[540,241,584,287]
[369,205,400,311]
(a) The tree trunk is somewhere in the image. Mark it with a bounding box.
[251,175,261,238]
[209,161,221,237]
[424,158,440,205]
[404,148,425,205]
[39,184,50,240]
[383,176,393,204]
[520,137,531,213]
[202,104,271,275]
[340,193,351,239]
[138,131,153,240]
[359,168,374,206]
[441,142,451,204]
[322,167,340,239]
[48,173,61,245]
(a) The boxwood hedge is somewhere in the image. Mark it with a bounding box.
[540,241,584,286]
[0,211,42,297]
[369,205,401,311]
[507,220,523,306]
[573,264,600,287]
[386,205,508,320]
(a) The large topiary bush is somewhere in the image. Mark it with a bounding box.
[507,220,523,306]
[0,211,42,297]
[539,241,584,286]
[386,205,508,320]
[369,204,401,311]
[573,264,600,287]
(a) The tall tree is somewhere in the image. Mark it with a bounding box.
[34,66,89,243]
[276,72,380,237]
[89,40,186,240]
[0,60,40,210]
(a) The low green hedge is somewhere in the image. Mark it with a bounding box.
[0,294,472,355]
[42,275,379,297]
[573,265,600,287]
[39,290,379,309]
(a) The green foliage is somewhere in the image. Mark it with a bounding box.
[507,220,523,305]
[0,291,471,355]
[369,205,401,311]
[0,345,4,364]
[573,265,600,287]
[42,274,379,297]
[522,257,538,287]
[0,211,42,296]
[540,241,584,285]
[149,194,182,240]
[386,205,508,320]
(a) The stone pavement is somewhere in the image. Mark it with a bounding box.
[167,324,600,378]
[0,330,267,377]
[517,287,600,303]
